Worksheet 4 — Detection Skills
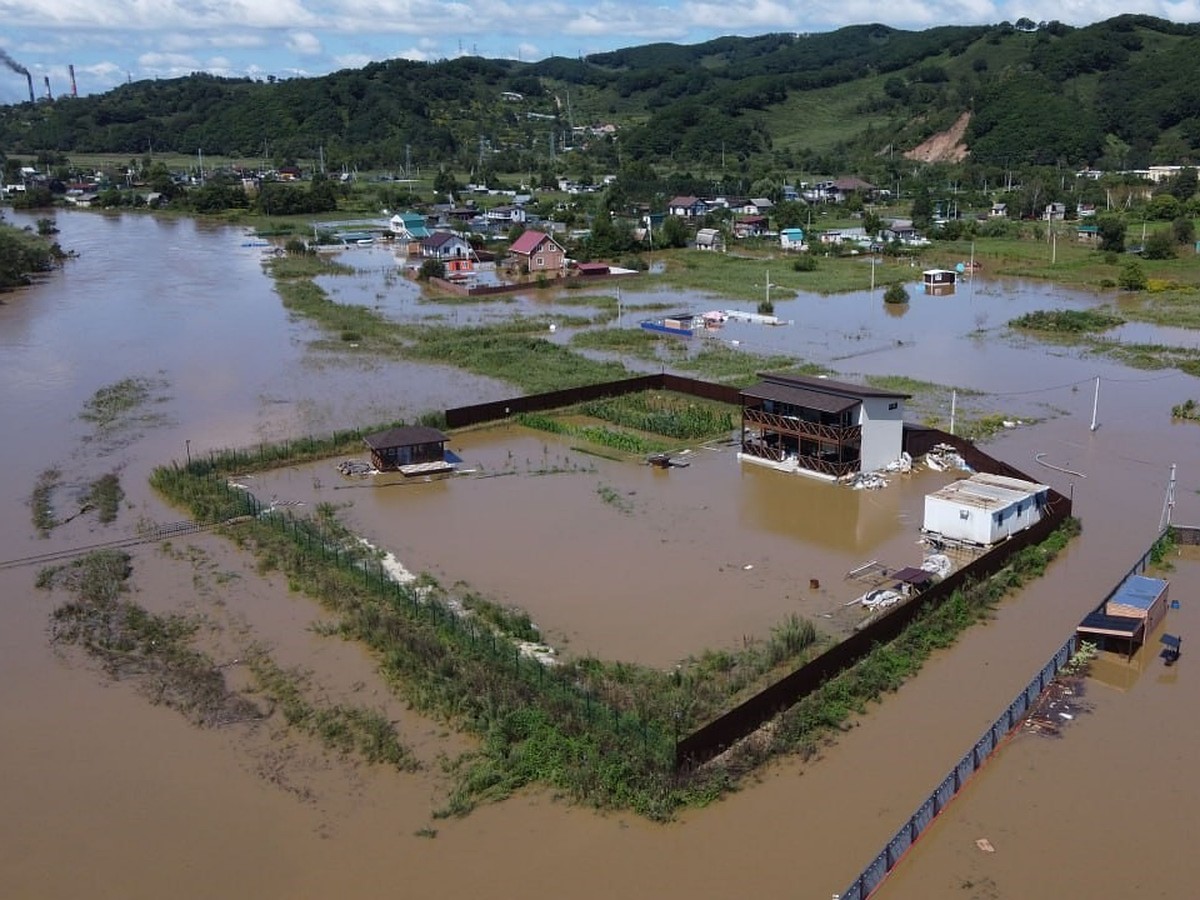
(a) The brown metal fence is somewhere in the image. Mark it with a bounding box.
[674,491,1072,768]
[835,524,1178,900]
[444,373,742,429]
[835,633,1077,900]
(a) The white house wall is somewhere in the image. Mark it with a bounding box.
[858,396,905,472]
[923,490,1046,545]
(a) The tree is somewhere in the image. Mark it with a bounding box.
[884,282,910,304]
[1165,167,1198,202]
[1096,214,1126,253]
[1142,229,1176,260]
[659,215,689,249]
[1118,259,1147,290]
[910,186,933,231]
[418,258,445,280]
[1172,216,1195,246]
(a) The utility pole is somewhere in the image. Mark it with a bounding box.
[1090,376,1100,431]
[950,390,957,436]
[1161,463,1177,530]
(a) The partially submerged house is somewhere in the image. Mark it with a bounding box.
[922,473,1050,547]
[922,269,956,295]
[1077,574,1170,657]
[738,373,909,480]
[362,425,453,475]
[420,232,474,273]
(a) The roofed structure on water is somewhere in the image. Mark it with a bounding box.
[362,425,451,473]
[738,372,908,480]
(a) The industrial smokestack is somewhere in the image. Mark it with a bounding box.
[0,47,34,103]
[69,64,77,97]
[44,76,52,101]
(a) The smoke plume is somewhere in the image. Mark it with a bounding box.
[0,48,29,76]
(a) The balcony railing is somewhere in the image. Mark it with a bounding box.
[743,407,861,444]
[741,440,859,478]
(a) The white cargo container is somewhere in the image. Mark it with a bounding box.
[922,473,1050,546]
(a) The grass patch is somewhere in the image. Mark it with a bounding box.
[1009,309,1125,334]
[1173,399,1200,421]
[41,550,262,726]
[571,327,668,361]
[578,391,735,441]
[246,653,417,770]
[655,248,912,298]
[84,472,125,524]
[1118,287,1200,330]
[400,322,631,393]
[596,483,634,513]
[79,375,170,437]
[516,412,671,455]
[676,347,813,385]
[31,466,61,536]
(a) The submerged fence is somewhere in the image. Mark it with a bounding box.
[836,524,1181,899]
[835,633,1077,900]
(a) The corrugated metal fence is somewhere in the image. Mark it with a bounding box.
[834,634,1077,900]
[835,524,1185,900]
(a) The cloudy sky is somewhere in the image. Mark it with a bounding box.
[1,0,1198,104]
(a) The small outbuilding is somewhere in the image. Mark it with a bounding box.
[922,473,1050,547]
[362,425,452,474]
[922,269,956,295]
[1077,574,1170,657]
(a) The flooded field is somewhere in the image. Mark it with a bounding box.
[3,210,1200,898]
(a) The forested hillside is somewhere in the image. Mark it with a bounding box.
[2,15,1198,176]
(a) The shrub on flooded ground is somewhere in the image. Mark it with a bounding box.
[1009,309,1125,333]
[84,472,125,524]
[30,466,61,537]
[40,548,415,768]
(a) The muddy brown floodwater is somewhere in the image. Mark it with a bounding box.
[3,210,1200,899]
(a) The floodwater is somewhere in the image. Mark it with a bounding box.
[3,210,1200,898]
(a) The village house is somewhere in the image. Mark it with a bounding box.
[742,198,775,216]
[508,229,566,273]
[738,372,908,480]
[881,219,920,243]
[922,269,957,295]
[733,216,768,238]
[780,228,807,251]
[1043,202,1066,222]
[485,205,527,227]
[667,196,709,219]
[362,425,454,475]
[389,211,432,245]
[420,232,474,273]
[989,202,1008,218]
[694,228,725,251]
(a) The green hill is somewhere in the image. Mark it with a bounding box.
[2,15,1199,175]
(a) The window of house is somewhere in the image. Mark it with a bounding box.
[535,257,544,266]
[959,509,970,520]
[888,402,898,411]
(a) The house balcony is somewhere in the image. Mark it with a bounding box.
[741,439,859,478]
[742,407,861,444]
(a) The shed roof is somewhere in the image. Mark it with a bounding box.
[928,473,1050,510]
[363,425,448,450]
[1109,574,1168,611]
[892,566,935,586]
[1078,610,1144,638]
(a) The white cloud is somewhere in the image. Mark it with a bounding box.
[286,31,322,55]
[137,51,201,69]
[332,52,377,68]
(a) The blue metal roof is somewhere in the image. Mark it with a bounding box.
[1110,574,1167,611]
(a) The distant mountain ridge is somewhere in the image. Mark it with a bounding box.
[2,15,1198,176]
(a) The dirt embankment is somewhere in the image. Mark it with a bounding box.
[903,111,970,164]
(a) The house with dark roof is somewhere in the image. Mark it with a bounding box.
[420,232,474,273]
[508,230,566,273]
[362,425,453,474]
[738,373,908,479]
[667,196,709,218]
[695,228,725,251]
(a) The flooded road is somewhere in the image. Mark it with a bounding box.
[2,210,1200,898]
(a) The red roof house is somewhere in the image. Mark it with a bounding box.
[508,230,566,274]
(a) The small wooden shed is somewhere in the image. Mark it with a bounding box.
[362,425,451,473]
[1077,574,1170,657]
[922,269,956,295]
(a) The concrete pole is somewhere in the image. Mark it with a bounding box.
[1090,376,1100,431]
